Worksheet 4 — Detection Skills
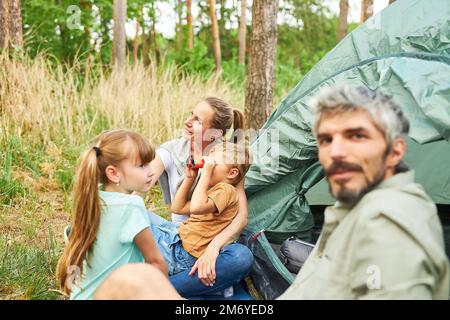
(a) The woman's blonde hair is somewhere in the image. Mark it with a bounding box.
[56,129,155,295]
[204,97,245,141]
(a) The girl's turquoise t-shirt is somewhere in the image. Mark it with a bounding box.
[70,191,149,300]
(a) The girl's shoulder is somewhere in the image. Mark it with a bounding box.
[99,191,146,208]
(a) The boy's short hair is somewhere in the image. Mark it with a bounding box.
[210,141,252,185]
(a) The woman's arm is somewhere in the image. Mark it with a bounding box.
[149,153,166,189]
[134,228,168,277]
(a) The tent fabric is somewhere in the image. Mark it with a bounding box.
[242,0,450,299]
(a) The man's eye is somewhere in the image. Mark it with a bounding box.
[351,133,366,140]
[318,137,332,145]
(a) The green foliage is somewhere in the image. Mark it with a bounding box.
[166,40,215,77]
[277,0,338,75]
[22,0,115,67]
[20,0,340,100]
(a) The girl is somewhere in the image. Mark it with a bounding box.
[57,129,167,300]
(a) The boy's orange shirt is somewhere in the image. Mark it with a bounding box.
[178,182,238,258]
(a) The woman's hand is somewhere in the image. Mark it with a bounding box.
[188,245,220,287]
[190,132,203,164]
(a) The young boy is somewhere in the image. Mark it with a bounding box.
[171,141,252,261]
[148,141,252,278]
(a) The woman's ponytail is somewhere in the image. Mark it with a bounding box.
[233,109,244,132]
[231,109,245,143]
[204,97,246,143]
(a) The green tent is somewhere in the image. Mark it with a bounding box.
[240,0,450,299]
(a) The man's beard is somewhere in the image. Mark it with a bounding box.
[325,160,386,207]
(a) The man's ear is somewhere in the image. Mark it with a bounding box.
[386,138,407,169]
[227,168,240,180]
[105,165,121,184]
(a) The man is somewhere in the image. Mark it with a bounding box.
[278,85,449,299]
[94,86,449,300]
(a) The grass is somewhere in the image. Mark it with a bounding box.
[0,53,247,299]
[0,233,61,300]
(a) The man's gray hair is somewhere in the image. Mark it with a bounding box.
[311,85,410,146]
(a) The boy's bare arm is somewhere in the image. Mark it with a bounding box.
[170,178,194,215]
[189,163,217,215]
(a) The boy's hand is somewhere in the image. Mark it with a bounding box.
[185,165,199,180]
[202,156,216,172]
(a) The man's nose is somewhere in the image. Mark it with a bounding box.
[329,136,347,159]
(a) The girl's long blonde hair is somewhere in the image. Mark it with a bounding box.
[56,129,155,295]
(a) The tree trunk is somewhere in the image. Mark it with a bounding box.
[141,6,150,66]
[208,0,222,81]
[132,19,140,64]
[113,0,127,68]
[245,0,278,130]
[174,0,183,51]
[0,0,23,52]
[187,0,193,51]
[142,31,150,66]
[238,0,247,65]
[150,1,160,63]
[218,0,226,43]
[360,0,374,23]
[55,0,67,60]
[337,0,348,42]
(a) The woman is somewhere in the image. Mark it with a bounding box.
[148,97,254,297]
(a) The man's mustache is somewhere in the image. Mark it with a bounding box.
[325,161,363,177]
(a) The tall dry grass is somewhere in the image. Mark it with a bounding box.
[0,54,244,299]
[0,54,244,149]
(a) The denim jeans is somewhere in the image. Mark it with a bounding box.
[169,243,254,298]
[147,210,254,297]
[147,211,197,275]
